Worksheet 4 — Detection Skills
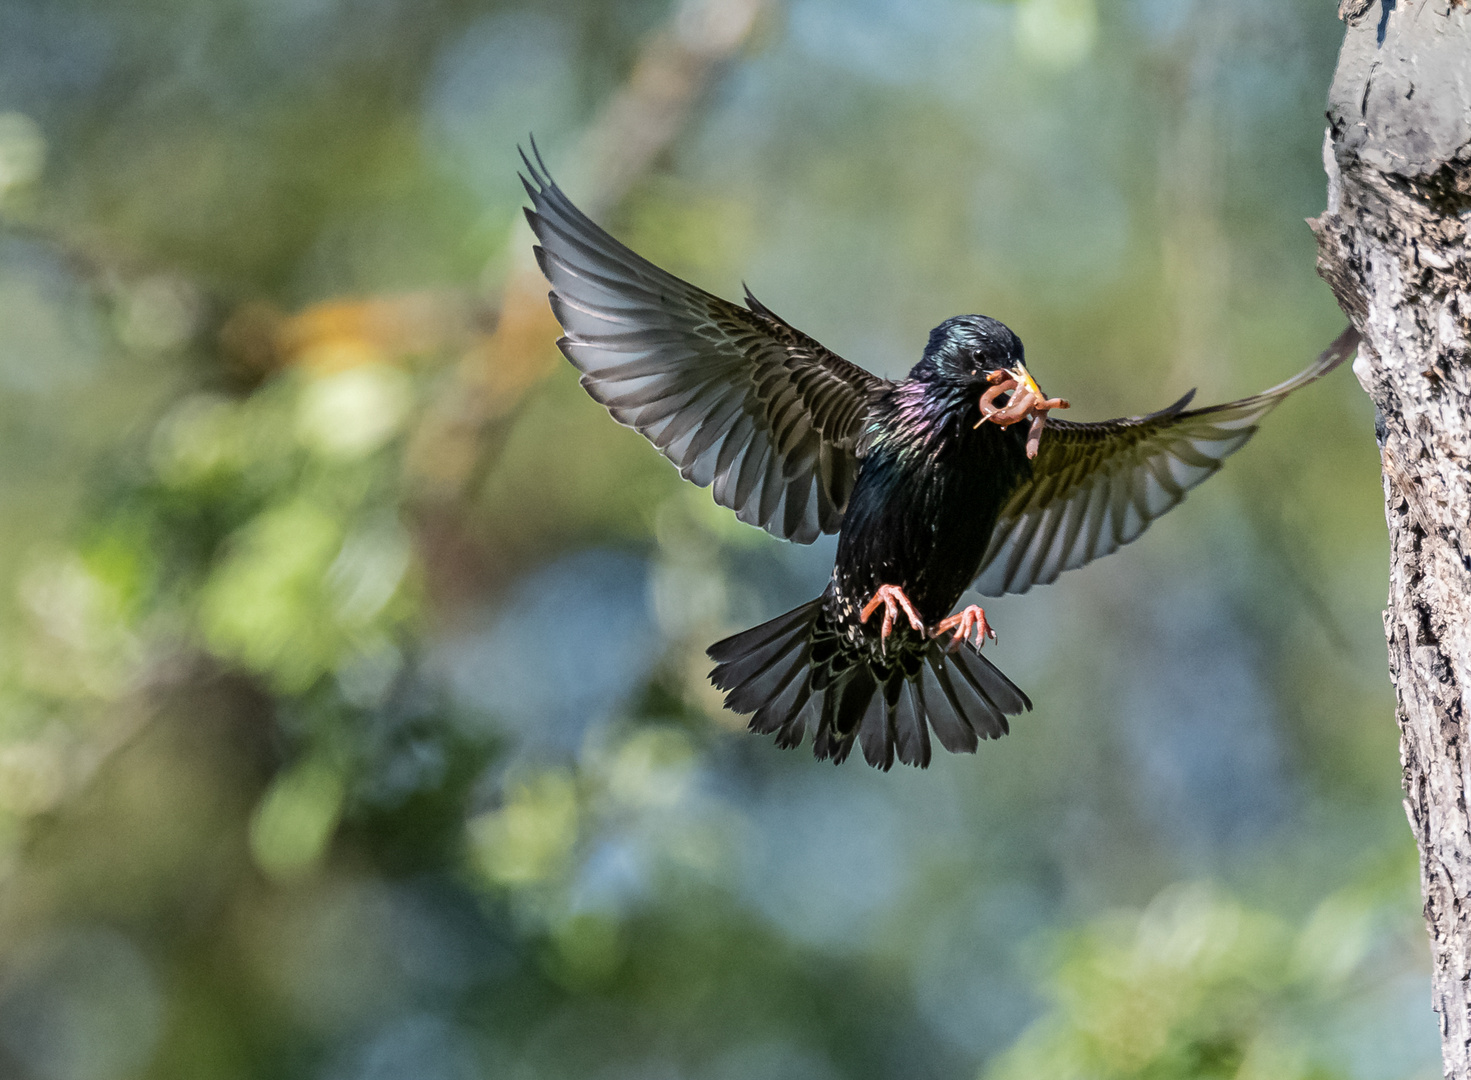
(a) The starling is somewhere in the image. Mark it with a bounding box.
[520,145,1358,770]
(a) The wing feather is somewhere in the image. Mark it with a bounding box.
[522,143,887,543]
[973,327,1358,595]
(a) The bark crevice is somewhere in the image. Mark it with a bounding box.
[1312,5,1471,1075]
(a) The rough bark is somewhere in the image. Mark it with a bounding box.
[1310,5,1471,1074]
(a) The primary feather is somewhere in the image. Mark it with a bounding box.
[972,328,1359,596]
[521,146,884,544]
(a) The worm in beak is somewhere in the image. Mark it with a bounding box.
[974,364,1070,458]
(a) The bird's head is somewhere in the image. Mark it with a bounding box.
[910,315,1066,454]
[914,314,1035,392]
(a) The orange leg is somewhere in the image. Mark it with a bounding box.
[932,605,997,652]
[860,584,926,653]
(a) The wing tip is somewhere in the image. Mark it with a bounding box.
[742,282,779,320]
[1313,323,1360,378]
[1202,323,1361,415]
[520,134,552,186]
[1140,387,1196,422]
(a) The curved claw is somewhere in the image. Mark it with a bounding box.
[932,605,996,652]
[860,584,926,654]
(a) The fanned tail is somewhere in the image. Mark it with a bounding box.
[707,600,1032,770]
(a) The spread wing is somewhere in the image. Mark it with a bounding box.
[973,326,1359,596]
[520,145,887,544]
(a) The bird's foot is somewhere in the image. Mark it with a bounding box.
[860,584,926,654]
[977,368,1069,459]
[933,605,997,652]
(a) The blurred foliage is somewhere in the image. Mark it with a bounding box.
[0,1,1441,1079]
[988,874,1422,1080]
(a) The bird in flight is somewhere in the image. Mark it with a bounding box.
[520,144,1357,771]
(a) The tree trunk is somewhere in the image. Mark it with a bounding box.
[1310,4,1471,1074]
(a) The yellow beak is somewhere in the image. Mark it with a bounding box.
[1008,364,1045,401]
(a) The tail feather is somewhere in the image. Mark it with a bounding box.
[710,599,821,716]
[819,665,878,766]
[916,656,978,753]
[706,600,816,663]
[893,678,931,768]
[856,677,891,769]
[941,652,1009,739]
[781,693,822,750]
[720,632,809,713]
[748,647,814,735]
[952,646,1029,717]
[708,599,1032,770]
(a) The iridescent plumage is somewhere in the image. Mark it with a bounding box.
[520,143,1358,770]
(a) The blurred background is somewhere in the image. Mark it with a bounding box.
[0,0,1437,1077]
